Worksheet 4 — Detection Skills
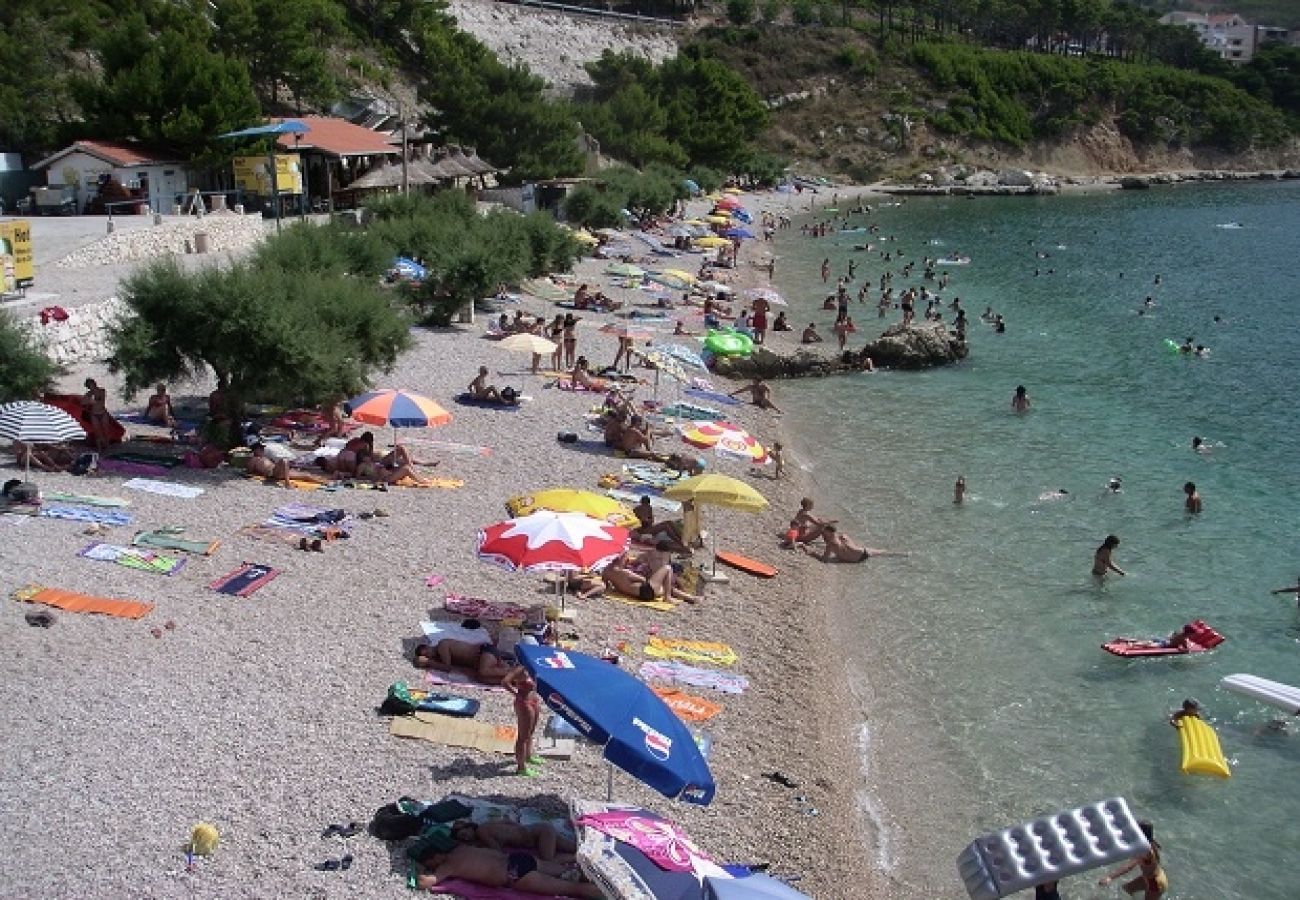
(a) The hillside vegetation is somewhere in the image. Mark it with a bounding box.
[1,0,1297,184]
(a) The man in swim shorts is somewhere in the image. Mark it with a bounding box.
[451,820,576,861]
[412,639,512,684]
[416,845,599,897]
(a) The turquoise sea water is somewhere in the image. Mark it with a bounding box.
[771,183,1300,899]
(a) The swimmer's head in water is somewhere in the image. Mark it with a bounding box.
[1182,698,1200,712]
[1108,477,1123,491]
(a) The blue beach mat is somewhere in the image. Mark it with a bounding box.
[685,388,741,407]
[39,505,133,527]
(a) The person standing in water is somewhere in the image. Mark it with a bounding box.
[1183,482,1202,514]
[1099,819,1166,898]
[1093,535,1125,578]
[953,476,966,504]
[1011,385,1031,413]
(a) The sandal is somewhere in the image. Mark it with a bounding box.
[321,821,361,839]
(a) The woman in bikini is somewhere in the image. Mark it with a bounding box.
[502,665,543,775]
[1099,820,1167,898]
[547,314,564,371]
[82,378,110,451]
[562,314,580,369]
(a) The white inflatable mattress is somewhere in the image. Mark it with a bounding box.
[956,797,1149,900]
[1221,673,1300,714]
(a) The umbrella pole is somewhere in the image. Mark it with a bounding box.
[606,763,614,802]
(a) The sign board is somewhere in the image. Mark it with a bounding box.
[0,219,34,291]
[232,153,302,195]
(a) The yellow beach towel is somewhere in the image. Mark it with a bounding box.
[644,638,738,667]
[603,590,678,613]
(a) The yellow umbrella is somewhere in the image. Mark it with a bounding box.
[683,218,709,226]
[663,474,768,513]
[571,229,600,247]
[659,268,697,285]
[704,193,723,201]
[693,236,730,249]
[705,215,731,226]
[506,488,638,528]
[722,187,744,195]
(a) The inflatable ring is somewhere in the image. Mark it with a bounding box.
[703,329,754,357]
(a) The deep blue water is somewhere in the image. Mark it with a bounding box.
[773,182,1300,898]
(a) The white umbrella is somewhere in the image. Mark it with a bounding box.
[499,333,558,356]
[743,287,786,306]
[0,401,86,481]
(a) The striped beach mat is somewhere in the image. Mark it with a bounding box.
[208,563,280,597]
[78,542,187,576]
[12,583,154,620]
[638,660,749,694]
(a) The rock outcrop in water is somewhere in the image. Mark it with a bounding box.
[712,322,966,379]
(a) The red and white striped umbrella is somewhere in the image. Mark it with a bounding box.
[679,421,768,465]
[476,510,630,573]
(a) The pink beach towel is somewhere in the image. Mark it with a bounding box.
[97,458,171,476]
[638,661,749,694]
[576,810,714,873]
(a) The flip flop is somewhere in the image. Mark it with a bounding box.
[314,859,341,871]
[321,821,361,839]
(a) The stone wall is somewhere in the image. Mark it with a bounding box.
[55,214,272,270]
[16,297,126,367]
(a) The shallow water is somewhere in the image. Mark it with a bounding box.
[772,182,1300,899]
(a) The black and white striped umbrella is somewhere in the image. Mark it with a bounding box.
[0,401,86,444]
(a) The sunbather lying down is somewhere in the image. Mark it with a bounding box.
[450,820,576,862]
[603,548,702,604]
[413,639,512,684]
[416,845,601,898]
[245,443,331,488]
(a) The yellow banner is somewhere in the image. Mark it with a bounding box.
[0,219,34,290]
[232,153,302,195]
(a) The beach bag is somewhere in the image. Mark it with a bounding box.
[501,386,518,404]
[379,682,418,716]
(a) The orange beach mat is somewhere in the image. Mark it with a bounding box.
[651,687,724,722]
[12,583,154,620]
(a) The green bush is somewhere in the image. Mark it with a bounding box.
[0,311,62,403]
[791,0,815,27]
[726,0,756,26]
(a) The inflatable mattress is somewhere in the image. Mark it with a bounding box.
[1221,673,1300,714]
[956,797,1149,900]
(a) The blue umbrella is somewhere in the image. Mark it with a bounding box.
[217,119,311,139]
[729,210,752,223]
[722,227,754,240]
[682,179,700,194]
[515,644,716,805]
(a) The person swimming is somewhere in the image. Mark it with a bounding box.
[1106,476,1123,494]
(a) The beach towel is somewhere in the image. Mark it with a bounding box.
[424,669,509,693]
[132,530,220,555]
[576,810,714,873]
[651,687,725,722]
[13,583,153,619]
[265,504,351,535]
[603,590,678,613]
[644,638,738,667]
[553,379,605,393]
[338,476,463,490]
[420,620,494,647]
[79,542,187,576]
[98,458,170,477]
[639,661,749,695]
[39,505,133,527]
[429,879,574,900]
[621,464,686,490]
[455,393,522,411]
[443,594,532,622]
[209,563,280,597]
[121,478,205,499]
[389,713,574,758]
[248,474,326,491]
[42,492,129,508]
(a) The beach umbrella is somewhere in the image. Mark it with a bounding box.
[506,488,637,528]
[722,227,754,240]
[600,323,655,340]
[344,389,451,428]
[606,262,646,278]
[653,344,708,371]
[704,215,731,226]
[692,236,730,249]
[722,187,744,195]
[681,179,700,194]
[683,219,709,227]
[0,401,86,481]
[516,644,716,805]
[712,197,741,210]
[652,269,697,289]
[643,349,690,401]
[728,210,752,224]
[499,331,559,374]
[663,474,768,513]
[668,225,693,238]
[477,510,629,574]
[697,280,733,295]
[571,229,601,247]
[679,422,768,465]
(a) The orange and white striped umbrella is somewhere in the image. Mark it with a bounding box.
[679,421,768,465]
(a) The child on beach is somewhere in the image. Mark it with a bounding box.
[769,442,785,479]
[501,663,543,776]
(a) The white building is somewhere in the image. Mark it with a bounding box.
[32,140,189,214]
[1161,11,1261,63]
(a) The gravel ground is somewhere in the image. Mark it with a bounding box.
[0,187,905,899]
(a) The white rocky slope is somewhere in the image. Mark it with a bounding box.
[442,0,680,95]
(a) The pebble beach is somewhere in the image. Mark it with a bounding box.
[0,186,904,899]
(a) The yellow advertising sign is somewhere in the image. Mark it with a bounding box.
[0,219,34,291]
[232,153,303,195]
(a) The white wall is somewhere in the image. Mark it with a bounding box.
[43,153,189,213]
